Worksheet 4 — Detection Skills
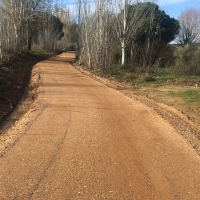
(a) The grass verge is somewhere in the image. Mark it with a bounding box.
[88,65,200,87]
[28,50,54,58]
[168,90,200,108]
[81,65,200,122]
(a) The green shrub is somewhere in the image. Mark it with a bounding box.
[174,44,200,75]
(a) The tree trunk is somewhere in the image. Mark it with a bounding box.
[13,24,18,53]
[28,35,32,51]
[121,0,127,67]
[0,24,2,59]
[121,40,126,67]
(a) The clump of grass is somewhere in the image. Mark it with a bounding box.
[28,50,54,58]
[168,89,200,108]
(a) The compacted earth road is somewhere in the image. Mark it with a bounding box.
[0,52,200,200]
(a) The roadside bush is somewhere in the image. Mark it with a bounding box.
[174,44,200,75]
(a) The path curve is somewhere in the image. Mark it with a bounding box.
[0,52,200,199]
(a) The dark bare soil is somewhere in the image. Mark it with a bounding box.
[0,53,52,128]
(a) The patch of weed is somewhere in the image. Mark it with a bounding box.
[168,89,200,107]
[28,50,54,58]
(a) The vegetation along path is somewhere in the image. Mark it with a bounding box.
[0,52,200,199]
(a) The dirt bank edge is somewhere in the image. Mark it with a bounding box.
[0,63,44,157]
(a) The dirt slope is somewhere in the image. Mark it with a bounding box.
[0,52,200,199]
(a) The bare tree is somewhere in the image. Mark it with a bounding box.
[76,0,115,69]
[0,22,2,59]
[76,0,93,68]
[75,0,159,69]
[0,2,15,57]
[176,8,200,45]
[1,0,25,53]
[53,4,71,51]
[0,0,54,53]
[111,0,155,67]
[92,0,113,69]
[26,0,51,50]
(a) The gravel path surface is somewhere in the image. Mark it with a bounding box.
[0,52,200,199]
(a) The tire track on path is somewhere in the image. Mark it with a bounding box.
[27,76,72,199]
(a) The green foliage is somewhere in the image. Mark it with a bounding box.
[125,2,180,68]
[158,11,180,43]
[168,89,200,107]
[174,44,200,75]
[48,14,64,40]
[135,2,180,44]
[28,50,54,57]
[91,62,200,87]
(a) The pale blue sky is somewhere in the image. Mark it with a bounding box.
[160,0,200,19]
[60,0,200,19]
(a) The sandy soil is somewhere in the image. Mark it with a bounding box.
[0,52,200,199]
[75,65,200,155]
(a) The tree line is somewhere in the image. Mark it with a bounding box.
[75,0,180,72]
[0,0,74,59]
[0,0,199,75]
[75,0,200,75]
[175,8,200,75]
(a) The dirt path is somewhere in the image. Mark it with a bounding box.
[1,52,200,199]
